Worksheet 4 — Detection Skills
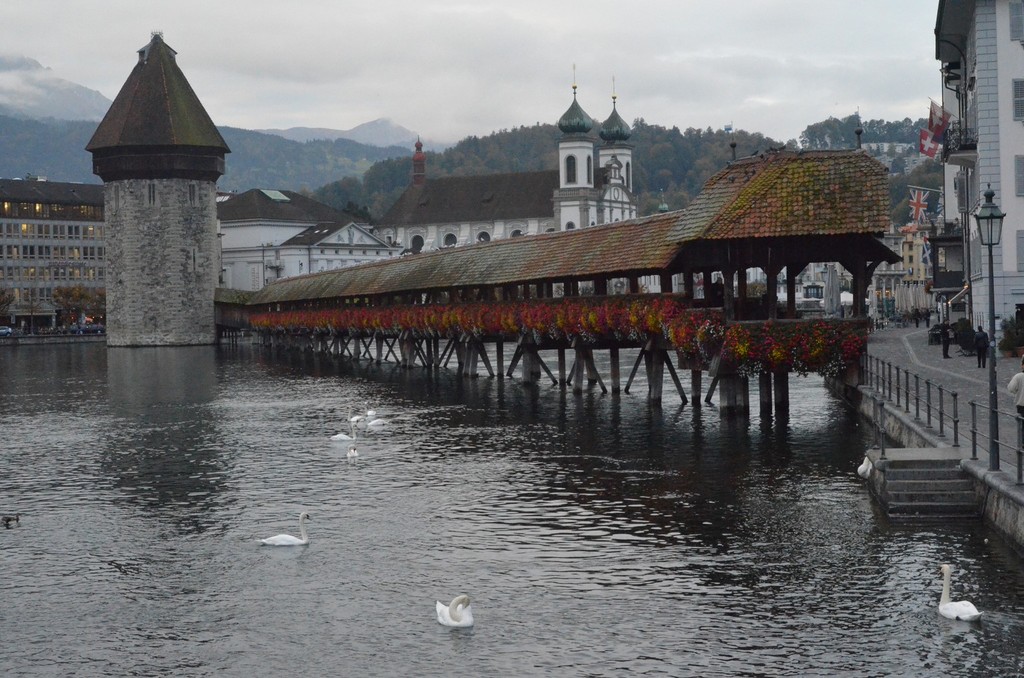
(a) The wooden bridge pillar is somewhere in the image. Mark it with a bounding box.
[610,347,621,393]
[758,372,772,415]
[375,333,384,364]
[719,373,749,416]
[773,371,790,414]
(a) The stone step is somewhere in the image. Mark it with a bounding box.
[885,489,977,504]
[885,478,974,493]
[887,501,982,518]
[885,468,964,481]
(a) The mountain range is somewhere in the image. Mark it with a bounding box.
[0,55,423,149]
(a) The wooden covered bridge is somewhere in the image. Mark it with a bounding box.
[215,149,900,413]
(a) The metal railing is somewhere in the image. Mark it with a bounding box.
[862,354,959,446]
[966,401,1024,484]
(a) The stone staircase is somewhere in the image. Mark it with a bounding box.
[872,457,982,520]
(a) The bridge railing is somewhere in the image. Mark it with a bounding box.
[862,353,959,446]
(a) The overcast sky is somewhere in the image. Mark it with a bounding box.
[0,0,942,145]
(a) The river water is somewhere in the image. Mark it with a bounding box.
[1,342,1023,677]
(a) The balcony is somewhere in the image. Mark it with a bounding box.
[942,120,978,167]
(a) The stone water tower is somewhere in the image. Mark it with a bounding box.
[87,33,229,346]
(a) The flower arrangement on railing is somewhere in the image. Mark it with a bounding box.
[249,297,699,344]
[248,302,865,378]
[721,320,866,378]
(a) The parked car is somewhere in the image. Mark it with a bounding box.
[0,326,12,336]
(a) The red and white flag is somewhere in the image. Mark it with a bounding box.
[918,128,941,158]
[928,100,952,140]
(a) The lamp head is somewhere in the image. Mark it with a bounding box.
[975,184,1005,246]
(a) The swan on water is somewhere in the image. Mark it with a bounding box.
[857,456,872,479]
[2,514,19,528]
[436,594,474,627]
[331,421,357,441]
[365,417,387,430]
[260,512,311,546]
[347,445,358,459]
[938,563,982,621]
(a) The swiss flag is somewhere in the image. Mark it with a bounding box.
[919,129,941,158]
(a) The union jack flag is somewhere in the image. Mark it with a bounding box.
[909,188,930,223]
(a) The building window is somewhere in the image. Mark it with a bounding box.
[148,183,157,206]
[510,229,524,238]
[411,235,424,253]
[443,233,458,247]
[1016,156,1024,196]
[586,156,592,184]
[565,155,577,184]
[188,183,197,206]
[1013,1,1024,41]
[1014,79,1024,121]
[566,221,576,230]
[626,161,632,190]
[477,231,490,242]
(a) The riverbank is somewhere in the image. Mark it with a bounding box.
[840,323,1024,557]
[0,335,105,347]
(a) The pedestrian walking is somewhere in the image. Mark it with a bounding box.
[1008,357,1024,417]
[975,325,989,368]
[924,309,931,327]
[941,322,952,358]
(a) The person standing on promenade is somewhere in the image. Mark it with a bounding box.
[925,309,931,327]
[975,325,990,368]
[941,322,952,358]
[1008,357,1024,417]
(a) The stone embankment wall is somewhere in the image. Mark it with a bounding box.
[831,378,1024,557]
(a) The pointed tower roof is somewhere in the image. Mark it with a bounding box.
[599,97,631,143]
[557,85,593,135]
[87,33,228,181]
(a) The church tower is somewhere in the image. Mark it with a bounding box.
[87,33,229,347]
[554,84,598,230]
[597,93,636,223]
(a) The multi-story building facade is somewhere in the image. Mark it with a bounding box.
[0,177,105,330]
[936,0,1024,328]
[218,188,398,291]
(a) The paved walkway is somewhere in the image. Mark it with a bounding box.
[864,321,1023,473]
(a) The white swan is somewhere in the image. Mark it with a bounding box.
[347,445,358,459]
[330,429,355,441]
[260,512,311,546]
[938,564,982,621]
[857,456,872,479]
[436,594,474,627]
[365,417,387,430]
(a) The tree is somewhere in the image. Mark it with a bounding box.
[52,284,92,324]
[0,288,13,320]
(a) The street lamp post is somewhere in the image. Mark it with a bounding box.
[975,184,1006,471]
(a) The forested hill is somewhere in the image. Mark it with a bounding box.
[1,110,933,226]
[315,112,933,225]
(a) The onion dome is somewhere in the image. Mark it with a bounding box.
[557,85,593,135]
[599,98,631,142]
